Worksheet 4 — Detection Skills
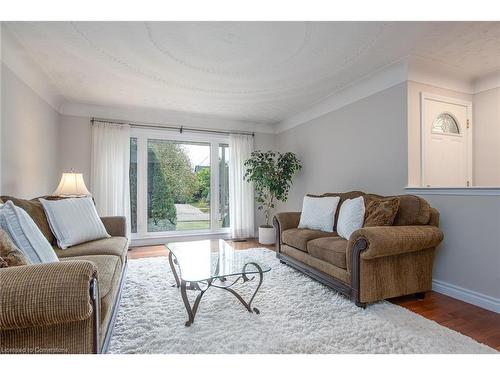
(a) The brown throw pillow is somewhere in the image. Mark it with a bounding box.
[0,196,55,244]
[363,197,400,227]
[0,230,29,267]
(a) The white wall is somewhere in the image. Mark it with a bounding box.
[1,25,63,198]
[58,115,92,183]
[1,64,61,198]
[414,192,500,312]
[473,87,500,186]
[61,102,272,135]
[0,24,3,192]
[253,132,276,229]
[276,82,408,212]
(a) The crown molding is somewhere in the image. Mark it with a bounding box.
[473,70,500,94]
[1,25,64,112]
[275,60,409,133]
[407,55,475,95]
[60,101,275,134]
[408,56,500,95]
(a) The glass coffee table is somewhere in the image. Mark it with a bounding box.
[166,239,271,326]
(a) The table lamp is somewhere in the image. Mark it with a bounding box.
[53,170,91,197]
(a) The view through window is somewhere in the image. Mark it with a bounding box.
[129,132,230,236]
[148,140,211,232]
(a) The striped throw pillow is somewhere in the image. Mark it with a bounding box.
[0,201,59,264]
[40,197,110,249]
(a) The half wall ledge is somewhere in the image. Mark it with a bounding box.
[405,187,500,196]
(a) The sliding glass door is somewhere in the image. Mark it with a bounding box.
[130,129,230,238]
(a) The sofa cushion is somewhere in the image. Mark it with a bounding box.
[0,196,55,244]
[282,228,336,252]
[62,254,119,298]
[307,237,348,269]
[281,244,350,284]
[54,237,128,267]
[61,254,121,328]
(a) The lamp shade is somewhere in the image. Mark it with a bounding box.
[53,173,91,196]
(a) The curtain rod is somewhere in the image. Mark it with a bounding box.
[91,117,255,137]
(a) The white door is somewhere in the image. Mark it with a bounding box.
[421,93,472,187]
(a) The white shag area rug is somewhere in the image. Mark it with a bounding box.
[109,248,496,354]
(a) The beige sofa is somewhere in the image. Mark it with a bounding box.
[0,196,128,354]
[274,191,444,307]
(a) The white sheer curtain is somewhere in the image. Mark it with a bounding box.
[229,134,255,239]
[91,121,131,236]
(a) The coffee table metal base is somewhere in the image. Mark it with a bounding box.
[169,252,264,327]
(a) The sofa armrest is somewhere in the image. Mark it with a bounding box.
[273,212,301,252]
[347,225,444,269]
[0,261,97,330]
[273,212,301,233]
[100,216,127,237]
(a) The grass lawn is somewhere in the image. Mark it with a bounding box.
[175,221,210,230]
[147,219,209,232]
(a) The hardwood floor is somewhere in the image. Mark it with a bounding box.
[127,239,275,259]
[128,239,499,351]
[388,293,500,351]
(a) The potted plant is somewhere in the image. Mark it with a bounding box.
[244,150,302,244]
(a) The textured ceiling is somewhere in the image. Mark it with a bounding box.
[5,21,500,124]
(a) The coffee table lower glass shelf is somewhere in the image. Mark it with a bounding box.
[166,239,271,326]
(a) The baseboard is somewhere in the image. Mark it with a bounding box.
[432,279,500,313]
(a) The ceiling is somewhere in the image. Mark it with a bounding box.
[5,21,500,125]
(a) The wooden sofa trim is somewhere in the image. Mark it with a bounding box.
[350,238,368,308]
[89,277,100,354]
[277,253,352,297]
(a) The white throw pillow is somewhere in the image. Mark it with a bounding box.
[40,197,110,249]
[337,197,366,240]
[0,201,59,264]
[298,196,340,232]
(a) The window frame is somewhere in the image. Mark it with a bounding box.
[130,127,230,241]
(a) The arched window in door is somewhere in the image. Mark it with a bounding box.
[432,113,460,134]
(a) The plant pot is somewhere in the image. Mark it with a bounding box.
[258,226,276,245]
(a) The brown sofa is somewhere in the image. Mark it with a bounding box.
[273,191,443,308]
[0,196,128,354]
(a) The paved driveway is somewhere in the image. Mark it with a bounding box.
[174,204,209,222]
